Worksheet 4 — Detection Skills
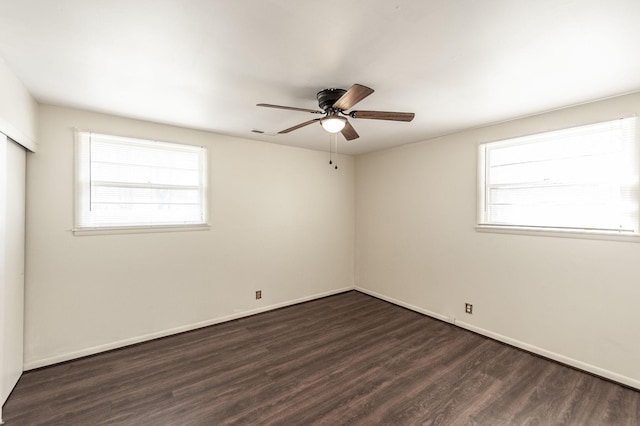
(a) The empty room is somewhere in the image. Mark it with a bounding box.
[1,1,640,424]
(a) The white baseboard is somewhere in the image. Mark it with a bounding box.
[355,286,640,391]
[26,285,639,391]
[24,286,353,371]
[453,320,640,390]
[355,287,453,323]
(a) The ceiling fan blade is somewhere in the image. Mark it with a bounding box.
[332,84,374,111]
[278,118,321,134]
[350,110,415,122]
[257,103,323,114]
[341,121,359,141]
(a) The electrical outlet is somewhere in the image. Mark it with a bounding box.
[465,303,473,314]
[255,290,262,300]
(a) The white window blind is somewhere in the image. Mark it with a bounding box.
[478,117,639,235]
[75,131,208,231]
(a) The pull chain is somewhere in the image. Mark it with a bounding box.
[329,133,338,170]
[334,134,338,170]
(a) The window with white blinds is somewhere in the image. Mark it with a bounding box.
[75,131,208,233]
[478,117,639,236]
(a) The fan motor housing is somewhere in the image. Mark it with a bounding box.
[317,88,347,111]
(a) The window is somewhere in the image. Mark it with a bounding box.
[75,131,208,234]
[477,117,639,237]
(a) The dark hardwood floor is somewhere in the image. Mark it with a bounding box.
[3,291,640,425]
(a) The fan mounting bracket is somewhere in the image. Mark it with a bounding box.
[317,88,347,112]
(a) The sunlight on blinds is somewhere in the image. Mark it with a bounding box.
[478,117,638,234]
[75,131,208,229]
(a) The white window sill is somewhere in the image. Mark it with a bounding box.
[72,224,211,236]
[475,224,640,243]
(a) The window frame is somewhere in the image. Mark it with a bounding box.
[476,117,640,242]
[73,130,210,236]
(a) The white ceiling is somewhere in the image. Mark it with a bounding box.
[1,0,640,155]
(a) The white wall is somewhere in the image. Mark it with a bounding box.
[0,58,37,151]
[355,91,640,389]
[25,105,355,368]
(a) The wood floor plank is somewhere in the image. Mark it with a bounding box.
[3,290,639,425]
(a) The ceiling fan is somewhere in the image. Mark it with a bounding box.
[257,84,415,141]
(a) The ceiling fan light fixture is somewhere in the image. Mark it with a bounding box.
[320,116,347,133]
[257,83,414,140]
